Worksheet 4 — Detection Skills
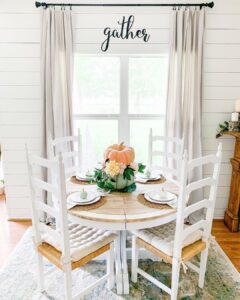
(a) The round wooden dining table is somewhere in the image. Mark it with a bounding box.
[67,179,178,295]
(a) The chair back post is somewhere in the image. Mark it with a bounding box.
[57,153,71,259]
[77,128,82,173]
[177,134,185,180]
[47,131,54,159]
[203,143,222,240]
[148,128,153,170]
[25,145,42,245]
[173,150,188,259]
[47,131,57,196]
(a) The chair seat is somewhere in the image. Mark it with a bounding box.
[132,221,203,257]
[42,223,117,262]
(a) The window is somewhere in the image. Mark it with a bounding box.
[73,55,168,165]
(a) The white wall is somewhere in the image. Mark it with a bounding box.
[0,0,239,219]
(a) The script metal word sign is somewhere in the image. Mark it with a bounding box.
[101,15,151,52]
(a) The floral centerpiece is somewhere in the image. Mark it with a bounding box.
[94,143,145,192]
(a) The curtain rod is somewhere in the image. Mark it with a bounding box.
[35,1,214,9]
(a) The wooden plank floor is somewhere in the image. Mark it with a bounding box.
[212,219,240,272]
[0,194,31,267]
[0,195,240,272]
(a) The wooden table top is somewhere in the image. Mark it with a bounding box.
[67,180,178,226]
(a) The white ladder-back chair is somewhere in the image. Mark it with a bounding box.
[47,129,82,179]
[26,148,116,300]
[132,144,222,300]
[148,128,184,186]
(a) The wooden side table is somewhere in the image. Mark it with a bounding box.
[224,132,240,232]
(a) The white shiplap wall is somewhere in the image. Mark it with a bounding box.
[0,0,239,219]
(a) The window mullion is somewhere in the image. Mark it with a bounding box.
[119,56,129,144]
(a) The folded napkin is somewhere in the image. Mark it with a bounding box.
[67,200,77,210]
[143,191,178,209]
[167,199,178,209]
[135,177,149,183]
[135,173,162,184]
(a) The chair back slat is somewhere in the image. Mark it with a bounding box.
[186,177,217,196]
[152,151,179,160]
[32,178,58,195]
[29,153,58,170]
[183,199,210,219]
[188,154,220,171]
[182,219,207,240]
[52,136,78,147]
[62,151,79,159]
[151,166,179,177]
[152,135,183,144]
[36,200,58,219]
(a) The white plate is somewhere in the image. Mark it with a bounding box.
[144,193,177,206]
[68,196,101,207]
[146,190,176,202]
[76,173,94,181]
[67,191,98,204]
[137,173,161,181]
[67,195,100,207]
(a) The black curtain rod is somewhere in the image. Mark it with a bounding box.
[35,1,214,9]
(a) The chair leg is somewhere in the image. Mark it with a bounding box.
[114,234,123,294]
[131,235,139,283]
[198,247,209,288]
[171,258,180,300]
[63,263,72,300]
[36,252,44,292]
[107,242,115,290]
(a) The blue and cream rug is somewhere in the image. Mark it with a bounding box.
[0,228,239,300]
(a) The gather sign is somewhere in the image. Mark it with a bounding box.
[101,15,151,52]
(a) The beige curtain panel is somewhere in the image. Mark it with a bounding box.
[41,7,74,158]
[166,8,205,223]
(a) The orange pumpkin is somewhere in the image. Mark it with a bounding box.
[104,142,135,165]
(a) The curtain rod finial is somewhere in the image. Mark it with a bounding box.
[35,1,48,8]
[208,2,214,8]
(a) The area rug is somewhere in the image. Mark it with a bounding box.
[0,228,239,300]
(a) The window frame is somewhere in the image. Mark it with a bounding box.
[73,55,166,145]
